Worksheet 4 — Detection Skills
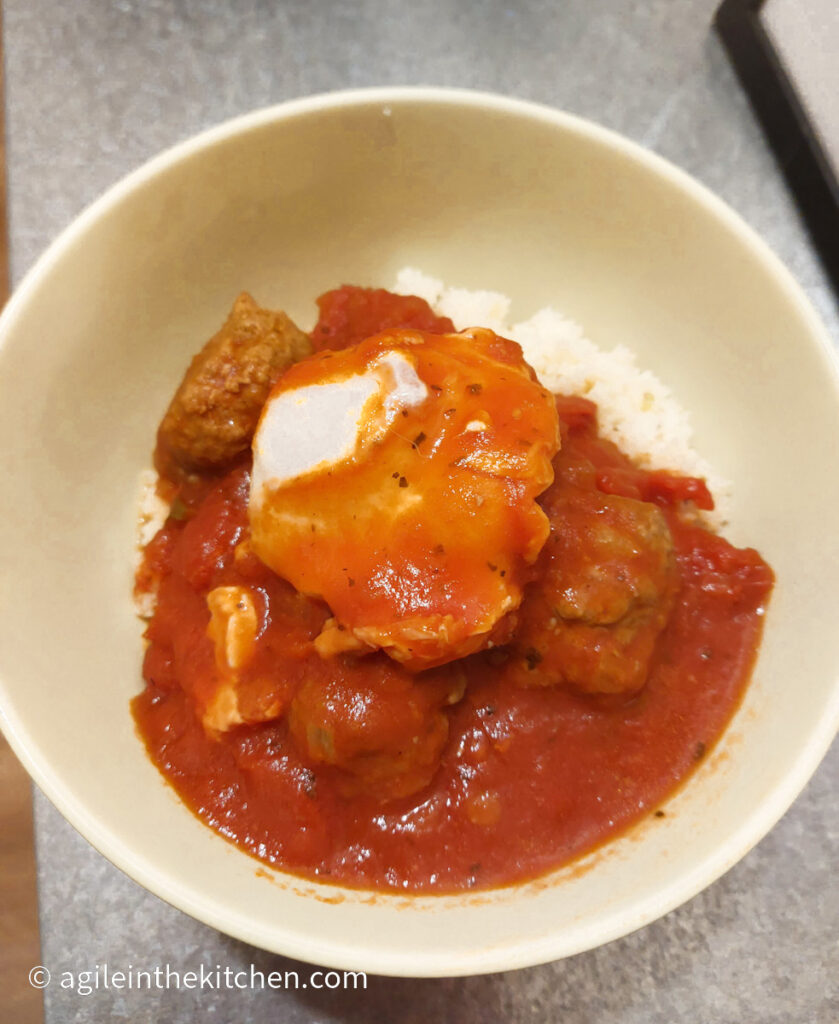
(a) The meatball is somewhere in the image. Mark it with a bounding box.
[510,487,677,694]
[288,658,463,802]
[155,292,311,479]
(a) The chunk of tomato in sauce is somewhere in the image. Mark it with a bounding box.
[310,285,455,351]
[554,392,714,511]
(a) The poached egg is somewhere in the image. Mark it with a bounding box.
[249,327,560,670]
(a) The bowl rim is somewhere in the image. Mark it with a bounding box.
[1,85,839,977]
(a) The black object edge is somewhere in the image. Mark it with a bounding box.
[715,0,839,295]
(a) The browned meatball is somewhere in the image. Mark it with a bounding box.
[155,292,311,479]
[288,658,463,802]
[510,487,677,694]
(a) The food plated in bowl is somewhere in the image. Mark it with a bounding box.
[133,273,773,892]
[0,88,838,974]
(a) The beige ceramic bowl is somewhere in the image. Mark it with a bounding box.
[1,88,838,977]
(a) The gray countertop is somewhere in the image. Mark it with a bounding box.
[6,1,837,1021]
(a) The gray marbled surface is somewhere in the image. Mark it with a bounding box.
[5,1,837,1021]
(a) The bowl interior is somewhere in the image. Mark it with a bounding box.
[1,89,838,975]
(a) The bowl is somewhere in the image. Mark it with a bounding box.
[1,87,838,977]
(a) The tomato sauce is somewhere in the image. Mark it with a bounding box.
[310,286,455,352]
[133,288,773,893]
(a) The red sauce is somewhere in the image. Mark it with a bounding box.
[133,288,773,893]
[310,286,455,352]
